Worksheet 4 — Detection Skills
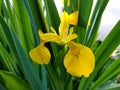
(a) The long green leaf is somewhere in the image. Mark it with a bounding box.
[97,83,120,90]
[0,43,17,73]
[0,16,42,90]
[0,70,31,90]
[89,57,120,90]
[0,16,19,61]
[80,20,120,90]
[76,0,93,44]
[78,0,93,28]
[22,0,48,89]
[27,0,47,32]
[78,0,109,89]
[86,0,109,47]
[3,0,16,30]
[44,0,60,32]
[10,27,42,90]
[13,0,35,52]
[22,0,39,45]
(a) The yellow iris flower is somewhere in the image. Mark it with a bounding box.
[64,41,95,77]
[29,11,95,77]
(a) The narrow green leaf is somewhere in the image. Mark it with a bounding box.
[80,20,120,90]
[13,0,35,51]
[37,0,49,32]
[77,0,93,44]
[10,27,42,90]
[0,70,31,90]
[0,16,19,61]
[86,0,109,47]
[22,1,48,90]
[78,0,109,89]
[0,16,42,90]
[89,57,120,90]
[22,0,39,45]
[27,0,47,32]
[0,43,17,73]
[47,63,64,90]
[3,0,16,30]
[44,0,60,32]
[75,26,86,44]
[86,17,101,47]
[71,0,78,11]
[78,0,93,28]
[0,0,9,19]
[97,83,120,90]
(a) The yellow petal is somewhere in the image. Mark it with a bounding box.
[69,27,74,34]
[63,34,77,43]
[64,48,82,77]
[59,12,69,36]
[50,27,57,34]
[64,42,95,77]
[29,45,51,64]
[65,27,77,43]
[59,11,78,37]
[60,11,69,23]
[69,11,78,25]
[38,30,61,43]
[59,22,69,39]
[59,27,77,44]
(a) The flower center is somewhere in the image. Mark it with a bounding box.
[71,46,80,57]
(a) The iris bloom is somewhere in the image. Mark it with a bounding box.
[29,11,95,77]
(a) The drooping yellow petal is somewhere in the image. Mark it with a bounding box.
[64,48,83,77]
[62,0,70,6]
[69,11,78,25]
[64,42,95,77]
[29,45,51,64]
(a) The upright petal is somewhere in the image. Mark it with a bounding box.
[59,12,69,37]
[59,11,78,37]
[59,21,69,37]
[69,11,78,25]
[60,11,69,23]
[64,42,95,77]
[29,45,51,64]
